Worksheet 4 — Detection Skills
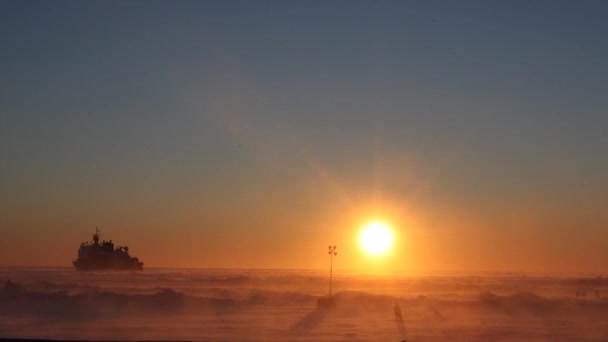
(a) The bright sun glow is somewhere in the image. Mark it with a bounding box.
[359,221,393,256]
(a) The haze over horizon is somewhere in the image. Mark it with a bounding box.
[1,1,607,273]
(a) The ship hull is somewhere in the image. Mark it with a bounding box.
[73,259,143,271]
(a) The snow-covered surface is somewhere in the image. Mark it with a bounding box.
[1,268,607,341]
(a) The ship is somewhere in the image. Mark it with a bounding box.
[73,228,144,271]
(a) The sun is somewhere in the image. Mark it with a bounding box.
[359,221,393,256]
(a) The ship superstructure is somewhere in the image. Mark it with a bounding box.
[73,228,144,270]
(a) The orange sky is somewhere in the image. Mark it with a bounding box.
[2,171,607,273]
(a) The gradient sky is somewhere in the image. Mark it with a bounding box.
[1,1,607,273]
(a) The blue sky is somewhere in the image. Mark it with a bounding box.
[1,1,607,270]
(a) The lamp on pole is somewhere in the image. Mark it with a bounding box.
[318,245,338,308]
[328,245,337,297]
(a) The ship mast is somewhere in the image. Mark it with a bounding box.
[93,227,100,245]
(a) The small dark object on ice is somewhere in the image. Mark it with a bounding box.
[317,296,336,308]
[394,303,403,321]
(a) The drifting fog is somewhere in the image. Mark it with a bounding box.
[1,268,607,341]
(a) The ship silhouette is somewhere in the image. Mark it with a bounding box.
[73,228,144,271]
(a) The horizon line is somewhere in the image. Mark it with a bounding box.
[0,265,606,276]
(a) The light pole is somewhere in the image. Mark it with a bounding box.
[328,245,337,297]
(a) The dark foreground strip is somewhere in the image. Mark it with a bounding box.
[0,340,226,342]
